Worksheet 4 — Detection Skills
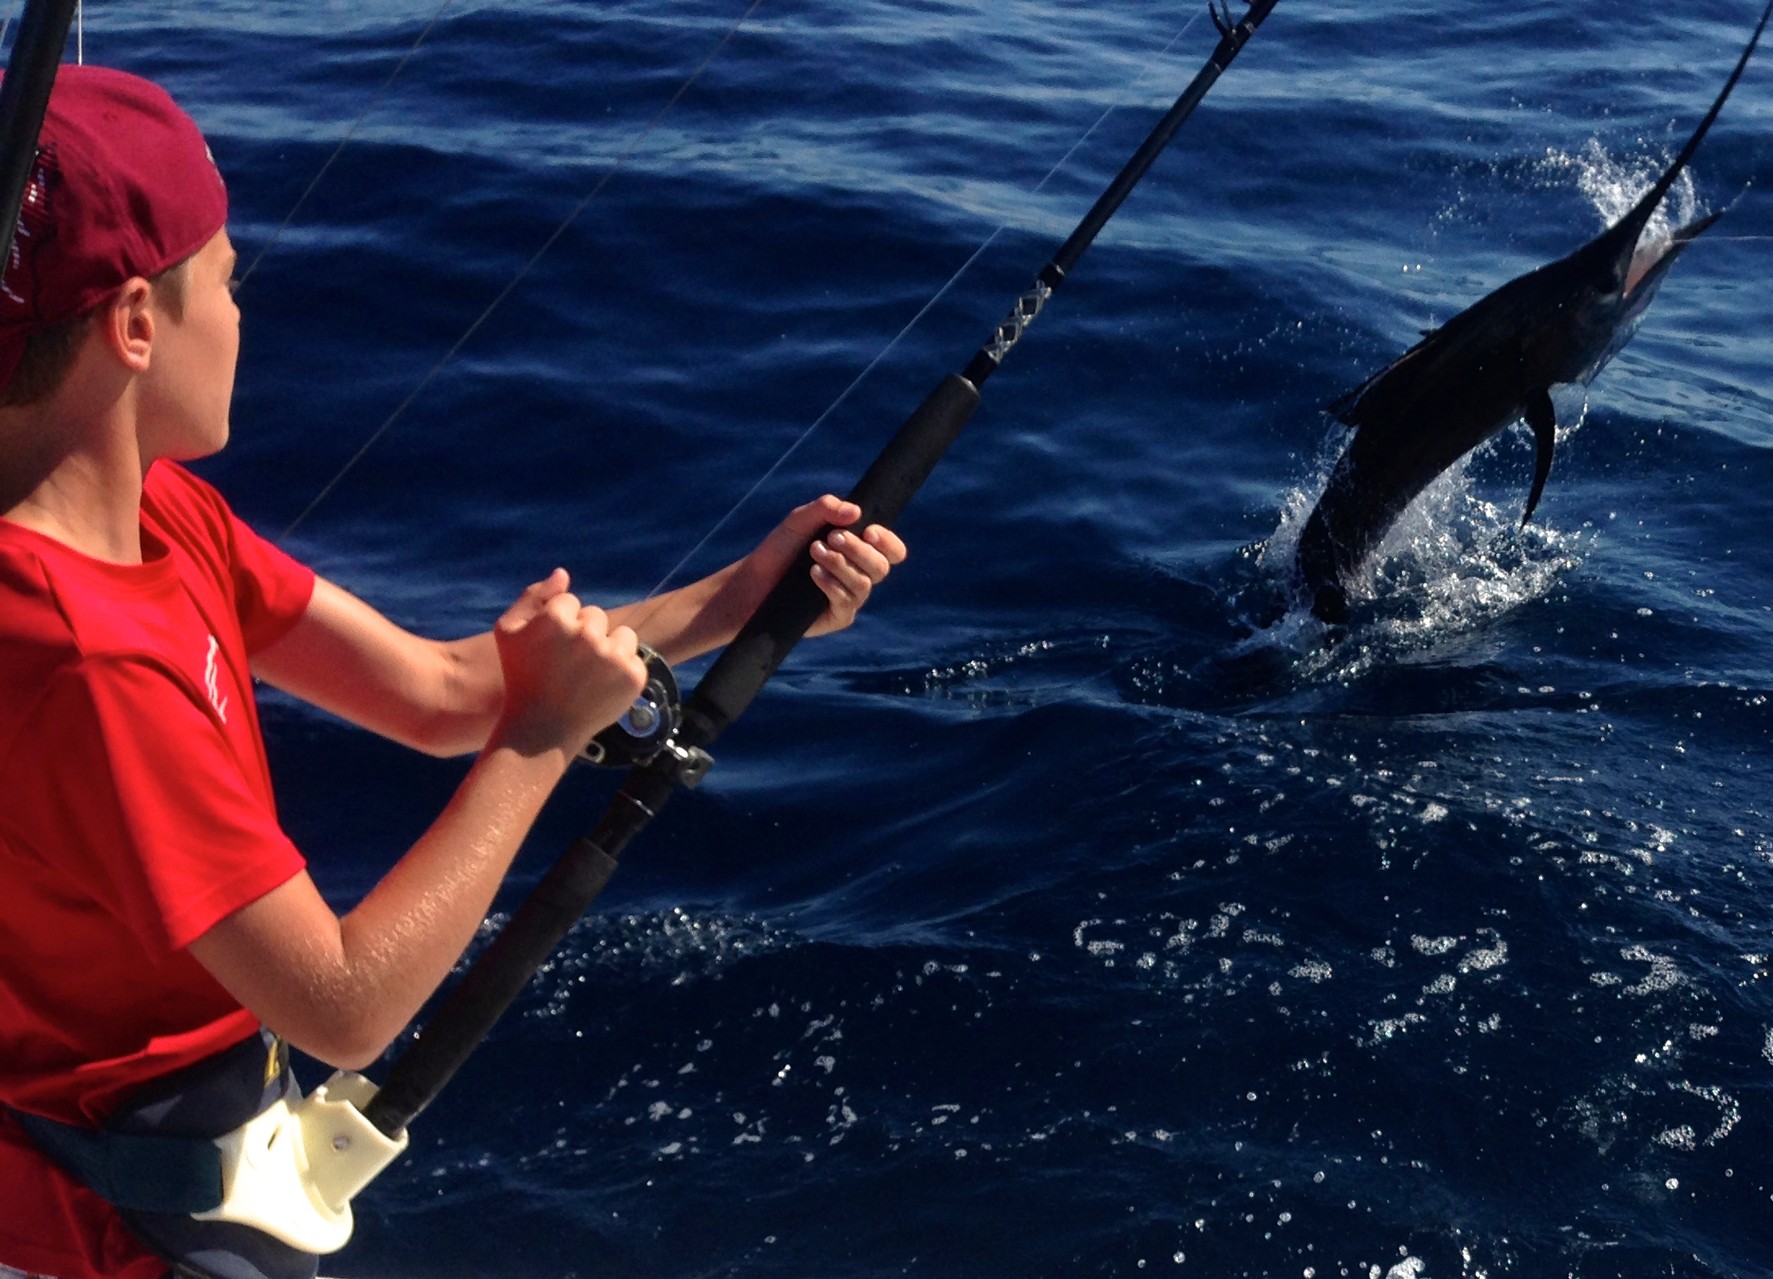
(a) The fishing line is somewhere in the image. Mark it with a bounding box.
[280,0,769,539]
[237,0,459,290]
[1,3,88,67]
[640,7,1212,602]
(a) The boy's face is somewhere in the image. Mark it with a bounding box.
[141,228,239,463]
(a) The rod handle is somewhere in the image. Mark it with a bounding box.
[363,830,625,1137]
[680,373,981,748]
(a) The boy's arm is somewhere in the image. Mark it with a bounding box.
[223,504,902,1067]
[252,577,505,758]
[194,572,648,1069]
[188,739,569,1070]
[613,495,907,665]
[254,497,905,756]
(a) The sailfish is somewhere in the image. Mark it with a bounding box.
[1294,0,1773,625]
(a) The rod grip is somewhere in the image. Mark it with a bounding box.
[679,373,980,749]
[364,814,634,1138]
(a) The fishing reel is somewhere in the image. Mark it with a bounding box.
[580,644,682,769]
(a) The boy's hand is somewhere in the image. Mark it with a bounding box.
[492,569,649,758]
[756,496,907,637]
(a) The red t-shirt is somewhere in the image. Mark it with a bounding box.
[0,461,316,1279]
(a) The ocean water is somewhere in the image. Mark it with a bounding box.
[61,0,1773,1275]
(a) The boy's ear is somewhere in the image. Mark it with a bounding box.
[97,277,157,373]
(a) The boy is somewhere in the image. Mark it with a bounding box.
[0,65,905,1279]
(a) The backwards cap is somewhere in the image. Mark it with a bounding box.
[0,63,228,388]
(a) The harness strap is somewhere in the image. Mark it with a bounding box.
[7,1028,318,1279]
[8,1108,222,1215]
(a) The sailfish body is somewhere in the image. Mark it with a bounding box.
[1295,0,1772,624]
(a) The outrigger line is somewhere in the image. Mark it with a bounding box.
[359,0,1282,1141]
[278,0,769,538]
[236,0,460,291]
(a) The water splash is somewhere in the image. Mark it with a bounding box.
[1246,448,1585,684]
[1539,138,1703,245]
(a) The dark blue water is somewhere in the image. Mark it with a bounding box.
[77,0,1773,1274]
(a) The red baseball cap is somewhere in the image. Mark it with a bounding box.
[0,63,228,387]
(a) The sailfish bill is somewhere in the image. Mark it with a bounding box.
[1294,0,1773,625]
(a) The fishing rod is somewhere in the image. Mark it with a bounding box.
[359,0,1280,1141]
[0,0,79,257]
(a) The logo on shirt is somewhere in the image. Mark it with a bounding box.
[204,634,230,723]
